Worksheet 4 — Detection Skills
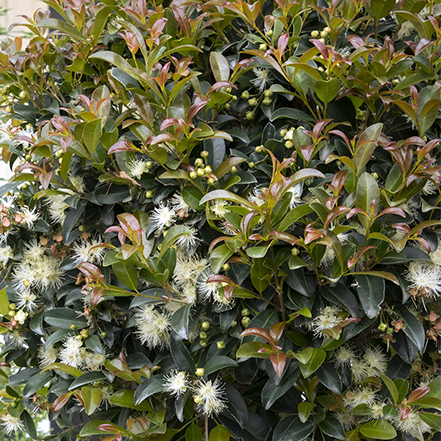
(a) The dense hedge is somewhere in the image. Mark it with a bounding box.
[0,0,440,440]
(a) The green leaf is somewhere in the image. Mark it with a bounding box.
[170,304,191,340]
[297,348,326,378]
[210,52,230,82]
[44,308,88,329]
[69,372,107,390]
[203,356,238,376]
[397,304,425,353]
[82,386,103,415]
[22,371,52,397]
[42,363,82,377]
[420,412,441,431]
[277,204,314,232]
[158,225,194,262]
[355,274,385,319]
[319,417,345,440]
[211,244,234,274]
[317,364,342,394]
[79,420,125,437]
[209,425,231,441]
[109,389,152,411]
[356,172,380,227]
[236,342,272,359]
[298,401,314,423]
[250,258,271,293]
[22,411,37,440]
[379,374,399,405]
[200,190,255,209]
[186,423,202,441]
[273,416,313,441]
[369,0,395,19]
[134,376,165,405]
[359,421,397,440]
[315,79,341,103]
[321,284,359,318]
[182,186,204,210]
[395,378,409,403]
[37,18,87,41]
[270,108,314,122]
[170,338,195,373]
[83,119,102,156]
[354,123,383,172]
[215,157,246,179]
[0,286,9,316]
[112,261,138,291]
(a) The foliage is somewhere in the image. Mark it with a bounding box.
[0,0,440,440]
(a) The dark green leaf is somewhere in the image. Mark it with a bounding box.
[182,186,204,210]
[134,376,165,405]
[69,372,106,390]
[170,304,191,340]
[44,308,88,329]
[359,421,397,440]
[22,371,52,397]
[186,423,202,441]
[273,416,313,441]
[170,338,195,373]
[355,275,385,319]
[203,356,238,376]
[319,417,345,440]
[112,261,138,291]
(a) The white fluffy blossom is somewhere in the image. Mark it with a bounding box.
[127,158,149,179]
[309,306,343,337]
[170,193,191,217]
[175,227,199,250]
[164,371,188,396]
[72,237,106,265]
[173,253,208,288]
[135,305,171,349]
[429,238,441,266]
[344,387,377,408]
[20,207,39,228]
[363,347,387,377]
[287,183,303,209]
[333,345,356,368]
[38,345,58,368]
[16,291,38,312]
[46,194,71,224]
[251,68,272,92]
[210,200,230,218]
[351,358,369,382]
[0,413,25,435]
[150,203,177,232]
[405,261,441,299]
[59,336,85,368]
[0,245,13,265]
[192,378,227,416]
[393,410,431,440]
[14,310,28,325]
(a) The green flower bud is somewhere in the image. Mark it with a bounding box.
[264,90,273,98]
[217,341,226,349]
[263,98,272,106]
[195,158,204,167]
[311,30,319,38]
[241,91,250,99]
[204,165,212,174]
[230,166,237,173]
[246,111,255,121]
[199,332,207,339]
[200,340,207,347]
[190,171,198,180]
[291,247,299,256]
[201,321,210,330]
[248,98,258,107]
[196,368,205,377]
[222,263,230,271]
[145,190,153,198]
[259,43,267,51]
[197,168,205,177]
[285,140,294,149]
[241,317,251,327]
[241,308,250,316]
[201,151,209,158]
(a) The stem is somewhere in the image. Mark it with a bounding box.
[205,415,209,441]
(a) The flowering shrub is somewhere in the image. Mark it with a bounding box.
[0,0,440,440]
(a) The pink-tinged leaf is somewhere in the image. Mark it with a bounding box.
[248,233,265,241]
[268,231,299,245]
[150,133,178,145]
[207,275,234,285]
[310,39,329,60]
[121,243,139,260]
[188,94,210,122]
[60,136,72,152]
[207,81,235,95]
[329,170,348,194]
[208,236,233,253]
[377,207,406,218]
[346,208,366,219]
[240,327,276,347]
[160,118,180,130]
[78,262,105,284]
[51,392,72,413]
[277,34,289,57]
[15,162,43,173]
[348,246,377,268]
[346,34,365,49]
[329,129,352,148]
[415,237,431,253]
[224,285,234,301]
[108,140,138,154]
[98,424,119,433]
[90,286,105,308]
[257,347,272,354]
[400,406,412,421]
[270,322,286,345]
[324,206,351,229]
[392,223,411,233]
[312,119,332,140]
[270,352,286,379]
[39,171,53,189]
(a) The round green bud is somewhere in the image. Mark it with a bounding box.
[200,340,207,347]
[266,29,273,36]
[386,327,394,335]
[285,141,294,149]
[100,332,107,338]
[320,30,328,38]
[264,90,273,98]
[217,341,226,349]
[241,91,250,99]
[25,154,32,161]
[79,225,86,232]
[241,317,251,327]
[222,263,230,271]
[246,112,255,121]
[225,103,231,110]
[241,308,250,316]
[377,323,387,332]
[226,87,232,93]
[70,324,76,330]
[248,98,258,107]
[197,168,205,177]
[291,247,299,256]
[201,321,210,330]
[280,129,288,137]
[199,331,208,339]
[255,145,263,152]
[201,150,209,158]
[204,165,212,174]
[336,161,342,167]
[259,43,267,51]
[231,320,237,327]
[145,190,153,198]
[263,98,272,106]
[231,166,237,173]
[324,27,331,33]
[231,95,237,101]
[207,178,215,186]
[372,172,379,180]
[146,161,153,168]
[422,136,427,142]
[311,30,319,38]
[195,158,204,167]
[392,79,399,85]
[248,162,255,168]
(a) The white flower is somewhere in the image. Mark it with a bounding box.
[175,227,199,250]
[181,283,197,304]
[127,158,149,179]
[46,194,70,224]
[197,269,220,300]
[320,233,348,268]
[38,345,58,368]
[135,305,171,349]
[16,291,38,312]
[173,253,208,287]
[393,410,431,440]
[363,347,387,377]
[20,207,39,228]
[287,183,303,209]
[150,203,177,232]
[14,310,28,325]
[59,336,84,368]
[370,402,386,419]
[405,261,441,299]
[192,378,227,416]
[0,413,25,435]
[333,345,356,368]
[251,67,272,92]
[23,240,46,262]
[164,371,188,395]
[0,245,13,265]
[170,193,191,217]
[335,411,355,429]
[283,128,295,141]
[84,352,107,371]
[351,358,369,382]
[1,195,16,210]
[309,306,343,337]
[429,238,441,266]
[247,188,266,207]
[344,387,377,408]
[422,180,438,196]
[210,200,230,218]
[72,237,106,265]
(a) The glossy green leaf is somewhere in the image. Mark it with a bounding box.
[354,123,383,172]
[112,261,138,291]
[355,274,385,319]
[182,186,204,210]
[37,18,87,41]
[315,79,341,103]
[397,304,425,352]
[186,423,202,441]
[273,416,313,441]
[170,304,191,340]
[204,356,238,376]
[109,389,152,411]
[210,52,230,82]
[69,371,107,390]
[209,425,231,441]
[277,204,314,232]
[211,244,234,274]
[83,119,102,156]
[319,417,345,440]
[369,0,395,19]
[359,421,397,439]
[0,286,9,316]
[44,308,88,329]
[134,376,165,405]
[22,410,37,440]
[22,371,52,397]
[82,386,103,415]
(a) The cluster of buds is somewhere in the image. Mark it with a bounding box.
[356,108,367,121]
[280,126,309,150]
[188,151,217,186]
[310,27,331,43]
[425,312,441,343]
